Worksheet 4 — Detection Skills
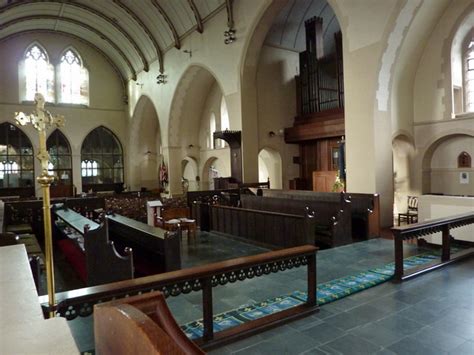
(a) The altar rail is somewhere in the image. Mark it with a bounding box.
[40,245,318,349]
[391,212,474,281]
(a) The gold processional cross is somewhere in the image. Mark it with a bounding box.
[15,93,65,318]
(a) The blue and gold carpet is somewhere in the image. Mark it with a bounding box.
[180,252,440,339]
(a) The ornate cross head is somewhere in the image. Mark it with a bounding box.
[15,93,65,131]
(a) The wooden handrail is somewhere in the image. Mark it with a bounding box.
[391,212,474,281]
[41,244,317,349]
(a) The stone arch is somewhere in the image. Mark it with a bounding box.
[392,133,416,214]
[129,95,161,191]
[258,147,282,189]
[202,156,219,190]
[421,132,474,194]
[181,156,199,192]
[168,64,226,148]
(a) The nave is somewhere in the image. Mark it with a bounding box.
[51,231,473,355]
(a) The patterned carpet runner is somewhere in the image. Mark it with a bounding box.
[180,252,440,339]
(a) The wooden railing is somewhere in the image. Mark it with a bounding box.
[391,212,474,281]
[40,245,318,349]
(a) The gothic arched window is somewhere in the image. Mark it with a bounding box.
[47,130,72,186]
[0,123,34,189]
[58,48,89,105]
[81,127,123,190]
[465,38,474,112]
[19,44,55,103]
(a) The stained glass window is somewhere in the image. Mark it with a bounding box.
[21,44,55,102]
[58,49,89,105]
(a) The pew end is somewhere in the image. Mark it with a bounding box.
[94,292,205,355]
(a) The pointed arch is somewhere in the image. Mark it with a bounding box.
[129,95,161,190]
[0,122,35,195]
[57,46,89,105]
[81,126,124,192]
[19,41,55,102]
[47,129,73,196]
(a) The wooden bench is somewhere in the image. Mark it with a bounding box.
[240,194,351,248]
[210,204,316,249]
[258,189,380,239]
[107,214,181,276]
[94,292,205,354]
[54,205,134,286]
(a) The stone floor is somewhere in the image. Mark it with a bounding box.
[55,232,473,354]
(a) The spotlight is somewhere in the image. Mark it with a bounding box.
[224,28,236,44]
[156,73,167,85]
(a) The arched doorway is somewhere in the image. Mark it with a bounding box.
[392,134,415,215]
[258,147,282,189]
[181,157,199,192]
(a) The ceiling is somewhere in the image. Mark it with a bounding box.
[0,0,226,81]
[265,0,340,55]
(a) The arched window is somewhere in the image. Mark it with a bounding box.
[47,130,72,185]
[58,48,89,105]
[209,113,216,149]
[458,151,472,168]
[0,123,34,189]
[465,38,474,112]
[219,97,230,148]
[81,127,123,191]
[19,43,55,103]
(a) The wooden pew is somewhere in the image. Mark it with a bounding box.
[258,189,380,239]
[54,205,134,286]
[240,194,351,248]
[94,292,205,355]
[107,214,181,276]
[210,204,316,249]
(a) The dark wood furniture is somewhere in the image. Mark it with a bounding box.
[240,194,351,248]
[209,204,316,249]
[259,189,380,239]
[107,214,181,276]
[156,206,197,242]
[398,195,419,226]
[95,292,205,355]
[54,205,133,286]
[41,245,318,350]
[391,212,474,281]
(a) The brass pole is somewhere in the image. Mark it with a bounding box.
[14,93,64,318]
[37,130,56,318]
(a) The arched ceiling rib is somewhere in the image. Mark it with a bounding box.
[0,15,138,80]
[0,0,226,80]
[151,0,182,49]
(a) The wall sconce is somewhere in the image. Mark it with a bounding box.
[156,73,167,84]
[183,49,192,58]
[136,82,143,88]
[224,28,236,44]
